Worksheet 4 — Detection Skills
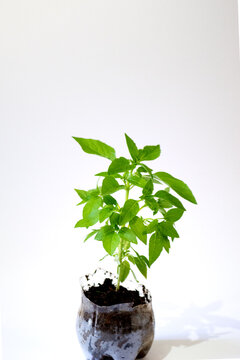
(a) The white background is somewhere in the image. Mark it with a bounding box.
[1,0,240,359]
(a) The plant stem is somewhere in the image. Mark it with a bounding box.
[116,180,130,291]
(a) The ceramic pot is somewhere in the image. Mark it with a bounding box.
[76,270,155,360]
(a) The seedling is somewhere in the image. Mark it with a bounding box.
[73,134,197,290]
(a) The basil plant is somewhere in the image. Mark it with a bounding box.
[73,134,197,290]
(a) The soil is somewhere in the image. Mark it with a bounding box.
[84,278,148,307]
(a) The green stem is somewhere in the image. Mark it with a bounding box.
[116,179,130,291]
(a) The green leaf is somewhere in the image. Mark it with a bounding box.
[118,260,130,282]
[154,190,186,210]
[142,179,153,196]
[102,176,120,195]
[74,188,100,203]
[82,197,102,226]
[140,255,150,268]
[119,227,137,244]
[164,208,184,222]
[149,232,163,266]
[103,195,117,206]
[134,256,147,278]
[158,221,179,239]
[95,225,114,240]
[73,137,116,161]
[144,196,159,214]
[139,145,161,161]
[154,172,197,204]
[127,175,147,188]
[119,199,139,225]
[108,157,131,175]
[74,189,88,201]
[125,134,139,161]
[99,206,114,223]
[103,232,120,255]
[75,219,91,228]
[128,255,136,264]
[129,216,147,244]
[95,172,123,179]
[84,230,98,242]
[110,212,120,227]
[144,219,158,234]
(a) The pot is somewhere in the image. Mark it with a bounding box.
[76,269,155,360]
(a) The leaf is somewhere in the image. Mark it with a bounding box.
[149,232,163,266]
[125,134,139,161]
[84,230,98,242]
[158,221,179,239]
[102,176,120,195]
[128,254,136,264]
[144,219,158,234]
[144,197,159,214]
[154,172,197,204]
[154,190,185,210]
[129,216,147,244]
[134,256,147,278]
[119,227,137,244]
[75,219,91,228]
[95,225,114,240]
[74,188,100,203]
[127,175,147,188]
[139,145,161,161]
[82,197,102,226]
[142,179,153,196]
[110,212,120,227]
[103,232,120,255]
[99,206,114,223]
[164,208,184,222]
[108,157,131,175]
[74,189,88,201]
[119,199,139,225]
[140,255,150,268]
[95,172,123,179]
[103,195,117,206]
[118,260,130,282]
[73,137,116,161]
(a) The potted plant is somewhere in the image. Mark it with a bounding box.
[73,134,197,360]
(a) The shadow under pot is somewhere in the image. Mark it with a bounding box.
[76,272,155,360]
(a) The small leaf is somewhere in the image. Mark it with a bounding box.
[99,206,114,223]
[110,212,120,227]
[125,134,139,161]
[119,199,139,225]
[96,172,123,179]
[144,197,159,214]
[78,197,102,227]
[164,208,184,222]
[102,176,120,195]
[73,137,116,161]
[154,172,197,204]
[127,175,147,188]
[103,232,120,255]
[108,157,131,175]
[84,230,98,242]
[128,255,136,264]
[140,255,150,268]
[119,227,137,244]
[154,190,186,210]
[134,256,147,278]
[129,216,147,244]
[118,260,130,282]
[74,189,88,202]
[103,195,117,206]
[158,221,179,239]
[95,225,114,240]
[144,219,158,234]
[142,179,153,196]
[139,145,161,161]
[149,232,163,266]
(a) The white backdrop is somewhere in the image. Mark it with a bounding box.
[0,1,240,359]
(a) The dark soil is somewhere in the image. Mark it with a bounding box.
[84,278,148,307]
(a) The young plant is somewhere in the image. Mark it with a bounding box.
[73,134,197,291]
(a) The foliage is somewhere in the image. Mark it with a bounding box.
[73,135,197,290]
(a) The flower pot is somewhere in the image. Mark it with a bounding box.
[76,269,155,360]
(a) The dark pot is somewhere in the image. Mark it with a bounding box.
[76,270,155,360]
